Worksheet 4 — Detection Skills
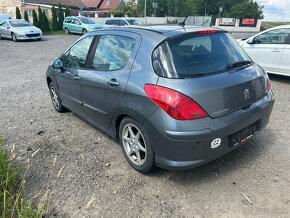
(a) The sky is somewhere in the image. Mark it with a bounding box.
[257,0,290,21]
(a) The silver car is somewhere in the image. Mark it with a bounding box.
[0,19,42,42]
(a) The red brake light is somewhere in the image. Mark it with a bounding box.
[144,84,208,120]
[197,30,217,34]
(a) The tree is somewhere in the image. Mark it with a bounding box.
[65,6,71,17]
[38,6,43,29]
[57,2,64,30]
[32,9,38,26]
[229,0,264,19]
[24,10,29,22]
[16,7,21,19]
[51,5,58,31]
[43,10,50,32]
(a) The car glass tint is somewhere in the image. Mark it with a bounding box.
[152,33,251,78]
[254,28,290,44]
[112,20,120,26]
[67,36,94,69]
[61,51,69,67]
[120,20,128,26]
[79,17,95,24]
[92,35,136,71]
[105,20,112,25]
[9,20,31,27]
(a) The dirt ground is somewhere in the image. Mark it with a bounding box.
[0,34,289,218]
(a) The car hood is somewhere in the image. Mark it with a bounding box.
[12,26,42,33]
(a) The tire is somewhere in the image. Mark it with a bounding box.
[49,82,66,113]
[64,27,70,34]
[82,28,87,35]
[119,117,155,173]
[0,34,2,40]
[11,33,17,42]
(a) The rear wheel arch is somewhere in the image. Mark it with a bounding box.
[47,76,52,87]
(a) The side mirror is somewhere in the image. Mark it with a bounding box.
[53,59,63,69]
[6,26,10,29]
[247,38,254,44]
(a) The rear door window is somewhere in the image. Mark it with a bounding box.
[254,28,290,44]
[91,35,136,71]
[152,32,251,78]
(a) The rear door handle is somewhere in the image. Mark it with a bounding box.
[107,79,120,87]
[272,49,281,52]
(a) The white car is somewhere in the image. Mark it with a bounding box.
[238,25,290,76]
[103,18,143,27]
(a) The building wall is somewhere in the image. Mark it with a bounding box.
[21,4,52,21]
[215,18,262,32]
[0,0,22,18]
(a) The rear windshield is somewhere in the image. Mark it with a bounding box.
[127,19,142,25]
[152,33,251,78]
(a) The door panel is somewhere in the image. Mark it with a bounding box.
[55,36,94,116]
[81,32,141,131]
[279,45,290,76]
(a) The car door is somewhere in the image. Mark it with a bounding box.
[0,21,11,38]
[278,30,290,76]
[80,32,141,131]
[74,18,82,34]
[55,36,94,116]
[242,28,289,73]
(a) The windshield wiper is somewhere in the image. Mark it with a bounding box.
[227,60,252,69]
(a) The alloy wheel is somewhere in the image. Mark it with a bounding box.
[122,123,147,166]
[12,33,17,42]
[50,85,60,110]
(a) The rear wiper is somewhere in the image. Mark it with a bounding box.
[227,60,252,69]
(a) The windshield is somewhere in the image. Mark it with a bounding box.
[127,19,142,26]
[152,33,251,78]
[9,20,32,27]
[79,17,96,24]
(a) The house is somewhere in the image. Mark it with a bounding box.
[0,0,122,19]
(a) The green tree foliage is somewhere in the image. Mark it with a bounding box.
[51,5,58,31]
[16,7,21,19]
[57,2,64,30]
[38,6,43,29]
[24,10,29,22]
[32,9,38,26]
[136,0,263,18]
[65,6,71,17]
[42,10,50,32]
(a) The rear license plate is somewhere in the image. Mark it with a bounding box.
[229,121,260,147]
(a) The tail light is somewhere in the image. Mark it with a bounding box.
[144,84,208,120]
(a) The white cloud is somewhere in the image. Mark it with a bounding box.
[257,0,290,21]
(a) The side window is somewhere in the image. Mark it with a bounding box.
[112,20,120,26]
[91,35,136,71]
[254,29,290,44]
[120,20,128,26]
[61,50,69,67]
[1,22,8,27]
[105,20,112,25]
[67,36,94,69]
[75,19,81,25]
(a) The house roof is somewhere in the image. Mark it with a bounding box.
[24,0,88,8]
[82,0,102,8]
[99,0,121,10]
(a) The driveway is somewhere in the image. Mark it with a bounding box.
[0,35,289,217]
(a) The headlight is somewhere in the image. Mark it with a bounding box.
[88,26,94,29]
[18,30,25,34]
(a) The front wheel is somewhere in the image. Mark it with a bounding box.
[49,82,66,113]
[119,117,155,173]
[11,33,17,42]
[64,27,70,34]
[82,28,87,35]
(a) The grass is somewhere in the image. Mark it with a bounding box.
[43,30,66,36]
[0,136,47,217]
[261,21,290,31]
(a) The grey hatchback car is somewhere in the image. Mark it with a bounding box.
[46,25,275,173]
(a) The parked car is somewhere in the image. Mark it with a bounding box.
[46,25,275,173]
[0,19,42,41]
[0,14,12,21]
[103,18,143,27]
[238,25,290,77]
[63,16,102,35]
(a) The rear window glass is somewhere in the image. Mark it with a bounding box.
[152,33,251,78]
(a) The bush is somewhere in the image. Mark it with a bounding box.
[57,2,64,30]
[65,6,70,18]
[51,5,58,31]
[24,11,29,22]
[16,7,21,19]
[32,9,38,27]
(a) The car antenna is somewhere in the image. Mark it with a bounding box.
[178,15,189,27]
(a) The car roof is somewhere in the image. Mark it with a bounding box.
[98,25,224,37]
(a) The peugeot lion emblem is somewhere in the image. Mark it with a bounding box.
[244,89,250,100]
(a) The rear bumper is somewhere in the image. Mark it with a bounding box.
[146,91,275,170]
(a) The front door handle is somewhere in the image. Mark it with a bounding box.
[107,79,120,87]
[74,75,80,80]
[272,49,281,52]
